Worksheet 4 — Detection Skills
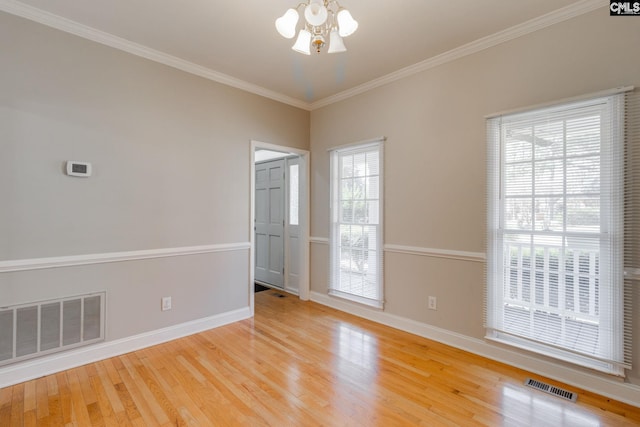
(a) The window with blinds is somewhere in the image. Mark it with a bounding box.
[330,140,384,308]
[486,89,636,375]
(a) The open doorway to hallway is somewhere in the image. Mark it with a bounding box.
[250,141,310,314]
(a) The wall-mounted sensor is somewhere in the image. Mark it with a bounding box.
[66,161,92,177]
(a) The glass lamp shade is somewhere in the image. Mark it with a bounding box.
[337,9,358,37]
[275,8,299,39]
[327,30,346,53]
[304,0,328,26]
[292,29,312,55]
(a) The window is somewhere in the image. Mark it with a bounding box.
[330,140,384,308]
[289,163,299,225]
[486,93,632,375]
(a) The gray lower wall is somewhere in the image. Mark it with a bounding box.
[310,8,640,389]
[0,251,248,340]
[0,12,308,344]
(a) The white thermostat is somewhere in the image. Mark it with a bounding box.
[66,161,92,177]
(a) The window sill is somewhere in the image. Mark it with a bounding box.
[485,331,625,377]
[328,290,384,310]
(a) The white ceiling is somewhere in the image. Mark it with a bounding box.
[1,0,600,109]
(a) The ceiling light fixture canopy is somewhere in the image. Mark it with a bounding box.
[275,0,358,55]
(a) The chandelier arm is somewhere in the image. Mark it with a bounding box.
[326,8,338,29]
[326,0,340,10]
[325,1,347,31]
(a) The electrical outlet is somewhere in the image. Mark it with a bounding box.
[428,296,437,311]
[161,296,172,311]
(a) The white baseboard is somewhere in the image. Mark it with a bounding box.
[0,306,251,388]
[310,291,640,408]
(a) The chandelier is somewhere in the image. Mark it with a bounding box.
[275,0,358,55]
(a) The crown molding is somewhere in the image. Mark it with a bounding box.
[0,0,605,112]
[0,0,312,111]
[310,0,606,110]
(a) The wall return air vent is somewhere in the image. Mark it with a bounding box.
[0,292,105,367]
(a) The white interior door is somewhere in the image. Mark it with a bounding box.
[255,159,285,288]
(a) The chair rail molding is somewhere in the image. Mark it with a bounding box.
[0,242,251,273]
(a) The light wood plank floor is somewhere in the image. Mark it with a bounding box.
[1,290,639,426]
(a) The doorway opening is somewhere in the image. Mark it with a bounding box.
[250,141,310,316]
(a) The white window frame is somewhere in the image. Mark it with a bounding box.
[486,93,628,375]
[329,138,384,309]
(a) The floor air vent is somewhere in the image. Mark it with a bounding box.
[524,378,578,402]
[0,292,105,367]
[271,292,286,298]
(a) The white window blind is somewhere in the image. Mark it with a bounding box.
[330,140,384,308]
[486,90,637,375]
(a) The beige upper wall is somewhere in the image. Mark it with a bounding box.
[311,10,639,249]
[310,9,640,385]
[0,11,309,261]
[0,11,309,340]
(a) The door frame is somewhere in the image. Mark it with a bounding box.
[250,140,310,316]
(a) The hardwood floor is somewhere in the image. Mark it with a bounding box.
[2,290,640,426]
